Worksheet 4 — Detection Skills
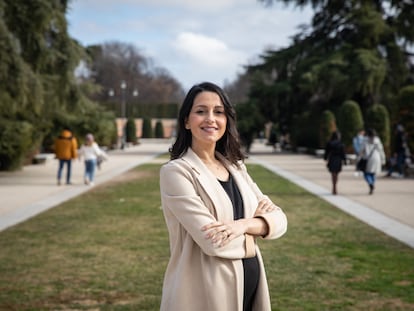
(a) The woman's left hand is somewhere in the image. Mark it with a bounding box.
[201,221,246,248]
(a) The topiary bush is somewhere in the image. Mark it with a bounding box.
[154,120,164,138]
[125,117,137,143]
[337,100,364,153]
[365,104,390,155]
[319,110,337,149]
[141,117,153,138]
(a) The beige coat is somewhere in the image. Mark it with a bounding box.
[159,148,288,311]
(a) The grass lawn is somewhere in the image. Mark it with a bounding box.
[0,162,413,310]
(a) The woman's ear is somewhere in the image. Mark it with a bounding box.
[184,118,190,129]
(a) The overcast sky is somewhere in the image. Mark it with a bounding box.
[66,0,313,90]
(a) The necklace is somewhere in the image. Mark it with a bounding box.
[202,159,222,170]
[202,159,229,180]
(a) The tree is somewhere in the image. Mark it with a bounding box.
[85,41,184,114]
[397,85,414,153]
[238,0,414,152]
[235,100,264,153]
[0,0,119,170]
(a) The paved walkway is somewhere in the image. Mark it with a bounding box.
[247,142,414,249]
[1,139,413,249]
[0,139,172,232]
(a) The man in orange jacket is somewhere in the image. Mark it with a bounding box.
[54,127,78,185]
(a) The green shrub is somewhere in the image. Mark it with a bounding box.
[154,120,164,138]
[126,117,137,143]
[142,117,153,138]
[365,104,390,154]
[337,100,364,153]
[0,120,33,171]
[319,110,337,149]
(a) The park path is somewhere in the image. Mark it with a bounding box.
[1,139,413,248]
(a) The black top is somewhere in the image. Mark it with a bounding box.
[219,174,260,311]
[324,139,346,173]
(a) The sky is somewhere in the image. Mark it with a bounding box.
[66,0,313,90]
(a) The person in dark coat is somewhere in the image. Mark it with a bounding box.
[324,131,346,195]
[386,124,407,178]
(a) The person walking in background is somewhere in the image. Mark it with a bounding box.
[159,82,287,311]
[352,129,365,156]
[352,129,365,176]
[78,133,107,186]
[360,128,386,195]
[54,127,78,186]
[324,131,346,195]
[386,124,407,178]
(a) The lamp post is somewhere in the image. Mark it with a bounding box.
[132,88,139,117]
[120,80,127,149]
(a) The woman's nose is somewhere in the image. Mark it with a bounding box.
[205,111,214,122]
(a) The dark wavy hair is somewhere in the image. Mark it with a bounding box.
[169,81,245,166]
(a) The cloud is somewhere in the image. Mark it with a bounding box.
[67,0,313,89]
[167,32,247,88]
[173,32,245,66]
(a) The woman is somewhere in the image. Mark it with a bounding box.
[159,82,287,311]
[359,128,385,194]
[324,131,346,195]
[78,133,107,186]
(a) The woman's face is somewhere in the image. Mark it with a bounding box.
[185,91,227,148]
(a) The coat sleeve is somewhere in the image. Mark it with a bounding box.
[160,161,255,259]
[71,138,78,159]
[238,163,288,240]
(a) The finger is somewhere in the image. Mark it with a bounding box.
[212,231,226,245]
[259,200,276,212]
[201,221,222,231]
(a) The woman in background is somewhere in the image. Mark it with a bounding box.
[324,131,346,195]
[359,128,385,194]
[78,133,107,186]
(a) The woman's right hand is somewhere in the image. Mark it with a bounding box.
[254,198,277,217]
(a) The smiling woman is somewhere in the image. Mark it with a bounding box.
[159,81,288,311]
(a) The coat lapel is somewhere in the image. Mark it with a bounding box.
[181,148,234,221]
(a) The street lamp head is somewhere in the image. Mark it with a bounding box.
[121,80,127,89]
[108,89,114,97]
[133,89,139,97]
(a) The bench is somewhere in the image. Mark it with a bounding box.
[33,153,55,164]
[346,154,357,165]
[315,149,325,158]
